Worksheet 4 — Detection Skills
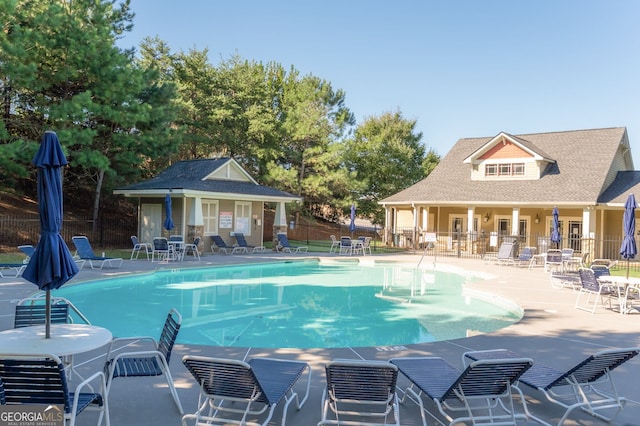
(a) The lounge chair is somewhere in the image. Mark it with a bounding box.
[514,246,534,267]
[103,308,183,415]
[210,235,245,254]
[463,347,640,425]
[71,236,123,269]
[182,236,202,260]
[549,270,581,290]
[0,263,26,278]
[130,235,150,261]
[276,233,308,253]
[0,353,110,426]
[486,241,517,265]
[319,359,400,426]
[389,355,533,426]
[234,232,265,253]
[181,355,311,426]
[17,244,35,262]
[575,267,618,313]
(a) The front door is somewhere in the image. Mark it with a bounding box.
[141,203,162,244]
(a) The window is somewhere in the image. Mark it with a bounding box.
[498,164,511,175]
[202,200,218,235]
[512,163,525,175]
[234,202,252,236]
[485,162,525,176]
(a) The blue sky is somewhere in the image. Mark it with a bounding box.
[118,1,640,157]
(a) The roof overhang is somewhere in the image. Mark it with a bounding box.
[113,188,302,203]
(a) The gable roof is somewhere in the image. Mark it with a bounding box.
[463,131,555,163]
[114,158,301,202]
[381,127,630,206]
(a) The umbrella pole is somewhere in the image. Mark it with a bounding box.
[627,260,630,280]
[45,289,51,338]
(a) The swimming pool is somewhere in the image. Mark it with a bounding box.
[54,259,522,349]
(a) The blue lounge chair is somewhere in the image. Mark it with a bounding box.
[0,353,110,426]
[276,233,308,253]
[181,355,311,426]
[390,356,533,426]
[210,235,245,254]
[104,308,183,415]
[0,263,26,278]
[234,232,265,253]
[71,236,122,269]
[17,244,35,262]
[464,347,640,425]
[319,359,400,426]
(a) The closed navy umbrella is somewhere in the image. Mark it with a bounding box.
[164,193,174,231]
[620,194,637,279]
[551,207,561,249]
[349,203,356,234]
[22,131,79,338]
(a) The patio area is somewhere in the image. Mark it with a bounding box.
[0,251,638,425]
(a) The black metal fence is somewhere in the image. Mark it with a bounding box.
[0,212,136,252]
[387,226,638,270]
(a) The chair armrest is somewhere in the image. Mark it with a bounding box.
[70,370,108,414]
[105,336,158,358]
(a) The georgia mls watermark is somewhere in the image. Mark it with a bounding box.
[0,405,64,426]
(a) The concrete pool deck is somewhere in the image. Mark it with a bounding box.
[0,251,638,425]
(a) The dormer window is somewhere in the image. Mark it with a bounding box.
[485,162,525,177]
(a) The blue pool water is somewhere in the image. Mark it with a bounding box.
[54,260,521,348]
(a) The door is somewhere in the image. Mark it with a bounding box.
[141,203,162,244]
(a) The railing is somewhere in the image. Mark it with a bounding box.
[0,213,136,252]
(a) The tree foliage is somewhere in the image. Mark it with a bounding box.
[0,0,439,227]
[343,111,434,224]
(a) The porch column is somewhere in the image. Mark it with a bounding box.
[582,207,596,260]
[511,208,520,236]
[273,202,288,250]
[187,197,204,248]
[412,204,419,249]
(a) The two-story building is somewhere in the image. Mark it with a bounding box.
[380,127,639,259]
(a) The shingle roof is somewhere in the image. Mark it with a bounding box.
[382,127,628,205]
[116,158,300,200]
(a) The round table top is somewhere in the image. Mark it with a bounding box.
[0,323,112,357]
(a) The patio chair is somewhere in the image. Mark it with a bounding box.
[14,301,70,328]
[545,249,564,273]
[276,233,308,253]
[0,353,110,426]
[362,236,373,255]
[152,237,176,262]
[319,359,400,426]
[182,236,202,260]
[329,235,340,253]
[130,235,150,261]
[103,308,183,414]
[71,236,123,270]
[181,355,311,426]
[210,235,245,254]
[339,236,352,255]
[463,347,640,425]
[234,232,265,253]
[575,267,618,314]
[389,355,533,426]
